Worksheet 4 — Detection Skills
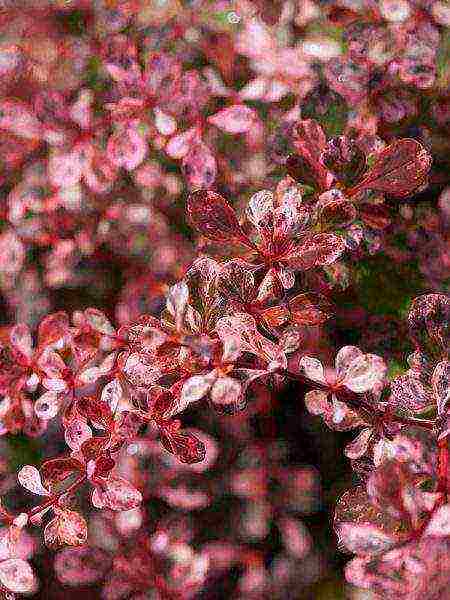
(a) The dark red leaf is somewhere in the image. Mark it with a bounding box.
[359,203,391,229]
[159,421,206,464]
[293,120,327,164]
[318,196,357,229]
[321,136,366,187]
[146,386,178,422]
[77,397,113,428]
[289,293,333,325]
[187,190,245,243]
[347,139,432,198]
[81,436,110,461]
[285,154,320,188]
[93,456,115,478]
[41,458,84,487]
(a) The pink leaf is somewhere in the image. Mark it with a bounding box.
[343,354,387,393]
[389,374,434,412]
[165,127,198,159]
[34,391,60,420]
[299,357,326,384]
[336,522,396,556]
[432,360,450,415]
[84,308,116,336]
[182,142,217,188]
[65,419,93,451]
[92,475,142,511]
[335,346,364,379]
[208,104,257,134]
[48,150,83,188]
[44,510,88,549]
[0,558,38,594]
[18,465,50,496]
[425,504,450,537]
[345,428,374,459]
[180,373,216,406]
[107,127,147,171]
[210,376,244,415]
[0,100,42,140]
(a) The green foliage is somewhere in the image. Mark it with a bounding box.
[8,435,42,472]
[354,254,426,319]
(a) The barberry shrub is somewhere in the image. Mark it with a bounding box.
[0,1,448,598]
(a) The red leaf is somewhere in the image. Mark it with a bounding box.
[348,139,431,198]
[81,436,110,461]
[77,397,113,429]
[40,458,84,487]
[37,312,70,347]
[359,203,391,229]
[187,190,245,243]
[292,120,332,189]
[160,422,206,464]
[293,120,327,164]
[289,293,333,325]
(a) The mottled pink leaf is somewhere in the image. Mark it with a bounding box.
[208,104,257,134]
[34,391,60,420]
[0,558,38,594]
[210,376,244,414]
[18,465,50,496]
[107,127,147,171]
[182,142,217,189]
[299,357,326,384]
[44,510,88,549]
[345,428,374,459]
[92,475,142,511]
[84,308,115,336]
[336,522,396,556]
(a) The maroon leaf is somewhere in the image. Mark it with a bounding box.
[317,195,357,229]
[359,203,391,229]
[285,154,321,188]
[160,421,206,464]
[347,139,432,198]
[41,458,84,487]
[292,120,331,189]
[187,190,246,243]
[321,136,366,187]
[81,436,110,461]
[77,397,113,429]
[289,292,333,325]
[293,120,327,164]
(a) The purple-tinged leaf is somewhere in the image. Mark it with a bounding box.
[187,190,245,243]
[347,139,431,198]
